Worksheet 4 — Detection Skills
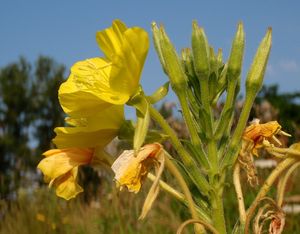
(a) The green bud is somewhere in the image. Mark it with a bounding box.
[216,48,223,66]
[191,20,210,79]
[227,22,245,80]
[158,25,187,93]
[151,22,167,73]
[246,27,272,93]
[181,48,196,78]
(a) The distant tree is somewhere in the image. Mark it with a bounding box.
[0,56,65,199]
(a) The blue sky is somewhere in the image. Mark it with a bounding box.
[1,0,300,99]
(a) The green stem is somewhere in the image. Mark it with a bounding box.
[221,92,256,168]
[233,163,246,230]
[248,157,296,210]
[215,81,236,140]
[277,161,300,207]
[245,157,297,233]
[165,156,205,234]
[149,104,210,194]
[178,93,202,147]
[210,190,227,234]
[208,139,219,176]
[147,173,211,223]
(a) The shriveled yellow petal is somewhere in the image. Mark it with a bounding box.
[54,167,83,200]
[38,148,93,179]
[112,144,162,193]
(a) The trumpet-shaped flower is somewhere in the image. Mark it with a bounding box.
[38,105,124,199]
[38,148,94,200]
[59,20,149,117]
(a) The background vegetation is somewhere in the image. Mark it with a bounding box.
[0,57,299,233]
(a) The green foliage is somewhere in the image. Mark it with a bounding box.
[0,56,65,198]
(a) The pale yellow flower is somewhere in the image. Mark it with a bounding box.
[112,143,165,219]
[59,20,149,117]
[112,143,163,192]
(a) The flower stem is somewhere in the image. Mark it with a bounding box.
[277,161,300,207]
[165,156,205,234]
[149,104,210,194]
[178,93,202,148]
[233,163,246,229]
[221,92,256,168]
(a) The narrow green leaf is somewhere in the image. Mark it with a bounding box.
[134,103,150,151]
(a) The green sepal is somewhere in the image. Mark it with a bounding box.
[134,101,150,151]
[146,82,169,104]
[127,91,150,151]
[118,120,169,144]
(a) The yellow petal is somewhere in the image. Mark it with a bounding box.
[53,105,124,148]
[38,148,93,179]
[53,128,118,148]
[59,75,111,117]
[109,27,149,96]
[54,167,83,200]
[96,20,127,60]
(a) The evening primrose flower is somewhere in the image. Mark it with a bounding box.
[38,148,94,200]
[59,20,149,117]
[38,105,124,200]
[112,143,165,219]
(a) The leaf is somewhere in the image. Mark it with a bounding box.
[214,107,234,140]
[133,102,150,151]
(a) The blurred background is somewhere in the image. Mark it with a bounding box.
[1,1,300,233]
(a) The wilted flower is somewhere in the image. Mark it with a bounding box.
[112,143,165,218]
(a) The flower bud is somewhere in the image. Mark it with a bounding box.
[151,22,166,73]
[246,28,272,94]
[153,24,187,93]
[181,48,196,78]
[227,22,245,80]
[191,21,210,79]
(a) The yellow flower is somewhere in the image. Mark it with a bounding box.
[112,143,165,219]
[53,104,124,148]
[38,105,124,200]
[38,148,94,200]
[59,20,149,117]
